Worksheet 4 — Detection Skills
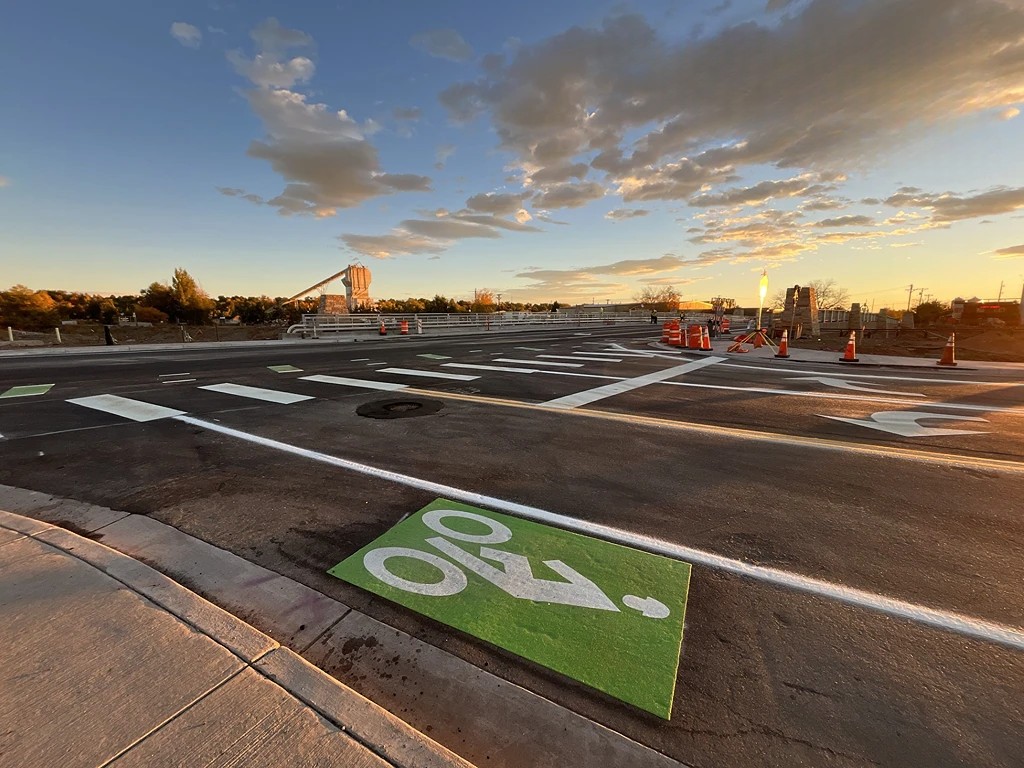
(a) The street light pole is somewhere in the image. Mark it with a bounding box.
[756,269,769,330]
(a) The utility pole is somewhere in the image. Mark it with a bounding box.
[916,288,926,308]
[997,281,1005,302]
[906,284,915,312]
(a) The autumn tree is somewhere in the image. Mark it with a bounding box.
[171,268,214,324]
[635,285,681,312]
[471,289,496,313]
[0,285,60,330]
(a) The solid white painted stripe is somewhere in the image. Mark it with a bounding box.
[199,383,313,404]
[660,380,1024,413]
[720,361,1021,387]
[515,346,544,351]
[443,363,536,374]
[576,351,664,359]
[171,413,1024,652]
[542,357,725,409]
[378,367,479,382]
[158,372,191,377]
[350,358,370,362]
[495,358,583,368]
[539,354,623,362]
[366,362,388,366]
[68,394,186,422]
[300,374,407,391]
[532,370,624,381]
[161,378,197,384]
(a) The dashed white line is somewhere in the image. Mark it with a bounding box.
[161,378,197,384]
[495,358,583,368]
[378,368,479,382]
[199,383,313,404]
[300,375,408,392]
[443,363,537,374]
[539,354,623,362]
[158,372,191,378]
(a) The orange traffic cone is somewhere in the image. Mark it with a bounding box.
[701,326,712,351]
[937,333,957,367]
[775,329,790,358]
[379,320,387,336]
[839,331,859,362]
[753,330,764,349]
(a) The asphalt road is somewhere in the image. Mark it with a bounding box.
[2,326,1023,767]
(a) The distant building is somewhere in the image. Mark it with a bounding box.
[951,296,1021,325]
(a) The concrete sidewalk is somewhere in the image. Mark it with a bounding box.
[0,510,472,768]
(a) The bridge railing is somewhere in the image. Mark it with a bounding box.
[285,311,672,335]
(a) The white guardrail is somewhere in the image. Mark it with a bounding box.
[285,312,724,335]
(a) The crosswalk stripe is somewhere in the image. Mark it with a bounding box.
[539,354,622,362]
[67,394,185,422]
[495,358,583,368]
[377,368,479,381]
[199,383,313,404]
[300,374,408,391]
[574,351,658,358]
[442,363,537,374]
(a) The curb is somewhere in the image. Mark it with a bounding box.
[0,506,473,768]
[0,484,687,768]
[0,324,652,359]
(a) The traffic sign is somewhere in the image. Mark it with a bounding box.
[328,499,692,718]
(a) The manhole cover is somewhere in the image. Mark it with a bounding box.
[356,398,444,420]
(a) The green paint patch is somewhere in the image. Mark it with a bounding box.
[0,384,55,399]
[267,365,303,373]
[416,354,451,360]
[329,499,691,718]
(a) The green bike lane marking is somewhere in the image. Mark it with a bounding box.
[267,364,303,373]
[0,384,55,399]
[329,498,691,719]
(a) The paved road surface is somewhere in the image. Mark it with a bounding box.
[2,327,1022,766]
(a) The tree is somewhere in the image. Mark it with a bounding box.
[0,285,60,330]
[134,305,168,323]
[139,282,175,317]
[914,300,950,325]
[471,289,496,313]
[171,268,214,324]
[771,278,850,311]
[635,285,681,312]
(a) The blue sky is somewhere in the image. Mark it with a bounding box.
[3,0,1023,309]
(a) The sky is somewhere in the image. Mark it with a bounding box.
[2,0,1024,310]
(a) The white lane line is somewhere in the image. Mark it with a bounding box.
[366,362,388,366]
[378,368,480,382]
[199,383,313,404]
[443,363,537,374]
[300,374,408,392]
[576,351,666,359]
[468,349,483,353]
[515,346,545,351]
[542,357,725,410]
[171,413,1024,653]
[417,353,452,360]
[720,361,1022,387]
[573,333,591,336]
[161,378,197,385]
[540,354,623,362]
[660,381,1024,413]
[158,372,191,378]
[68,394,185,422]
[350,358,370,362]
[495,358,583,368]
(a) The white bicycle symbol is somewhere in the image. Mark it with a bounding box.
[363,508,670,619]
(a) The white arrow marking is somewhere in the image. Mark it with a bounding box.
[789,376,925,397]
[819,411,990,437]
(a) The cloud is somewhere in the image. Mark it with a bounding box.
[207,26,226,35]
[533,181,604,209]
[605,208,649,220]
[999,107,1020,120]
[527,163,589,185]
[0,176,9,188]
[340,232,447,259]
[434,143,456,170]
[512,254,694,298]
[228,50,315,89]
[410,28,474,62]
[222,22,430,217]
[465,191,531,215]
[228,17,315,89]
[689,173,831,207]
[883,185,1024,222]
[993,244,1024,259]
[393,107,422,121]
[401,218,501,240]
[765,0,798,11]
[801,196,848,211]
[814,214,874,227]
[440,2,1024,209]
[170,22,202,48]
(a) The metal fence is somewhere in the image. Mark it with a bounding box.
[286,311,669,335]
